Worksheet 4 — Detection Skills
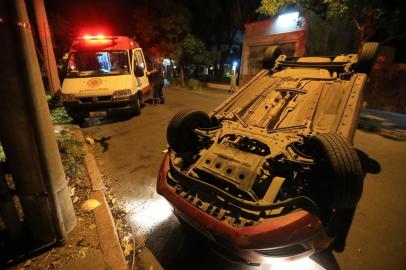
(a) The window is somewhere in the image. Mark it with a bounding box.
[134,50,145,70]
[67,50,129,77]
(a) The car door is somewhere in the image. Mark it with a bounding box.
[133,49,150,95]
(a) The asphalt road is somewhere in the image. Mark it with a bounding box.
[83,86,406,270]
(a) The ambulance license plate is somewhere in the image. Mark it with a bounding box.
[90,111,107,118]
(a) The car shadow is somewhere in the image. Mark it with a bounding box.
[356,149,381,175]
[148,216,342,270]
[80,114,136,128]
[146,217,256,270]
[311,248,341,270]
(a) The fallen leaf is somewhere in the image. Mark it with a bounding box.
[24,259,32,267]
[53,125,64,134]
[73,196,79,203]
[81,199,101,211]
[121,236,133,257]
[85,137,95,145]
[78,247,88,258]
[116,219,123,230]
[89,223,97,230]
[68,186,76,197]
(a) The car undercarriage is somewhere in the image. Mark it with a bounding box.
[158,42,379,261]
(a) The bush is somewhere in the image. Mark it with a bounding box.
[0,144,5,162]
[187,79,201,90]
[169,77,180,86]
[51,107,73,124]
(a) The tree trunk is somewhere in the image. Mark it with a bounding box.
[169,59,176,79]
[353,19,366,53]
[179,64,185,87]
[33,0,61,96]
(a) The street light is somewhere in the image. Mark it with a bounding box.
[274,11,300,32]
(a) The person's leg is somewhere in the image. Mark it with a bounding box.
[158,83,165,104]
[153,84,160,104]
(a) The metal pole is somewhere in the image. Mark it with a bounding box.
[32,0,61,96]
[0,0,75,245]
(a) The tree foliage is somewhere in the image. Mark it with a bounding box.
[258,0,404,48]
[133,0,191,57]
[180,0,260,80]
[172,34,214,66]
[171,34,214,86]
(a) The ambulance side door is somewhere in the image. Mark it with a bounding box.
[133,49,150,95]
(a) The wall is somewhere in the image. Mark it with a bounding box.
[364,63,406,114]
[240,13,307,86]
[240,11,358,86]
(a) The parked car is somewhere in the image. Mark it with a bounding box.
[61,35,152,122]
[157,43,379,265]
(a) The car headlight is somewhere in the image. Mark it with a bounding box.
[62,94,78,102]
[112,89,132,100]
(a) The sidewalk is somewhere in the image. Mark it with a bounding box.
[358,109,406,140]
[10,125,127,270]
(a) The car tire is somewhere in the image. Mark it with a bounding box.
[67,114,83,125]
[167,110,211,153]
[133,94,141,116]
[263,46,282,69]
[357,42,380,74]
[308,133,364,209]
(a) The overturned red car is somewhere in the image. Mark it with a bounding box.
[157,43,379,265]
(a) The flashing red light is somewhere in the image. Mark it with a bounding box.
[82,34,107,40]
[74,34,115,49]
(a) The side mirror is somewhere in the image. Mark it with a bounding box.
[134,66,145,77]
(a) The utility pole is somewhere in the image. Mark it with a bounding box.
[0,0,75,246]
[32,0,61,96]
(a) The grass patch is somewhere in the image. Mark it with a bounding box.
[56,127,85,180]
[187,79,202,90]
[51,107,73,125]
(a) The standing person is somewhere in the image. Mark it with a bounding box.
[153,57,165,104]
[229,70,238,93]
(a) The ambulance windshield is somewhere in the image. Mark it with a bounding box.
[67,50,129,77]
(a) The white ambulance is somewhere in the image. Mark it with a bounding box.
[61,35,152,121]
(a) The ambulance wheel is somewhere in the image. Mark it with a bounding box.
[133,95,141,116]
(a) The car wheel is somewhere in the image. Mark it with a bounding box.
[356,42,380,74]
[308,133,364,209]
[67,115,83,125]
[263,46,282,69]
[167,110,211,153]
[133,94,141,116]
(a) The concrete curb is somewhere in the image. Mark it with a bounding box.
[358,109,406,140]
[85,153,127,270]
[73,129,128,270]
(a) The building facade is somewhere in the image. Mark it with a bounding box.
[240,11,357,85]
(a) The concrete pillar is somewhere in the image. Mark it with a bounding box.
[0,0,75,245]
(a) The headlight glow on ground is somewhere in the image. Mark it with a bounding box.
[262,257,325,270]
[126,192,173,234]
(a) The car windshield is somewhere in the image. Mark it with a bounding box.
[67,50,129,77]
